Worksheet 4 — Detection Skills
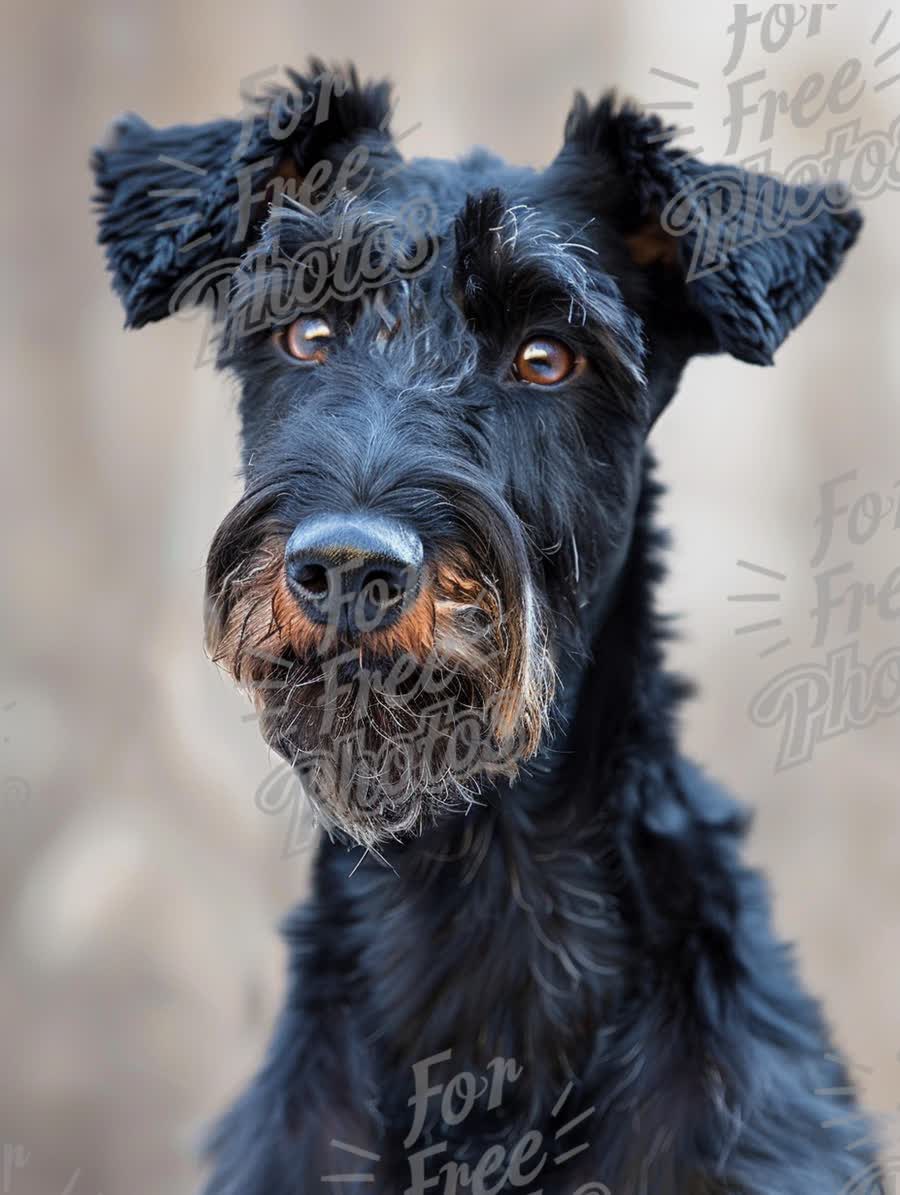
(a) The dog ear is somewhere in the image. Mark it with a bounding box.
[556,93,862,366]
[91,62,395,328]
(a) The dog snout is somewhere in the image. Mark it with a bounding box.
[284,513,424,634]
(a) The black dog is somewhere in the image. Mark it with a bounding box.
[93,64,882,1194]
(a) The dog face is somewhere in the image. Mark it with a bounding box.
[93,64,860,845]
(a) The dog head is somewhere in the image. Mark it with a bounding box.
[93,63,861,845]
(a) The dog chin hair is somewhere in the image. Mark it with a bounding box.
[204,541,555,845]
[262,620,556,847]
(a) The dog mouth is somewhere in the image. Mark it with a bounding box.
[204,522,555,846]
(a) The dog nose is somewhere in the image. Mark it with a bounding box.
[284,514,424,632]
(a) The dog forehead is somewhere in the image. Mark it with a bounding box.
[389,156,627,307]
[375,150,576,253]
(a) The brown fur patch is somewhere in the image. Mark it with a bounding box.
[205,534,319,686]
[210,541,503,670]
[624,216,680,268]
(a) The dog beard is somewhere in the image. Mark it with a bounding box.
[204,532,555,846]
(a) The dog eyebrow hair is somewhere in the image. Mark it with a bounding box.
[224,194,434,333]
[454,189,646,386]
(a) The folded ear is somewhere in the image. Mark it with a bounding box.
[557,93,862,366]
[91,62,395,328]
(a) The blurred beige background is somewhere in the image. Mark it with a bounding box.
[2,1,898,1192]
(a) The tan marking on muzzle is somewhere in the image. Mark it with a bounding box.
[206,536,548,758]
[205,535,319,685]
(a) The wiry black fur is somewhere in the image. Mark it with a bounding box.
[92,64,880,1194]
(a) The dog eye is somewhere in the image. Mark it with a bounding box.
[275,317,334,364]
[512,336,577,386]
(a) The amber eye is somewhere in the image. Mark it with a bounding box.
[512,336,577,386]
[276,316,333,364]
